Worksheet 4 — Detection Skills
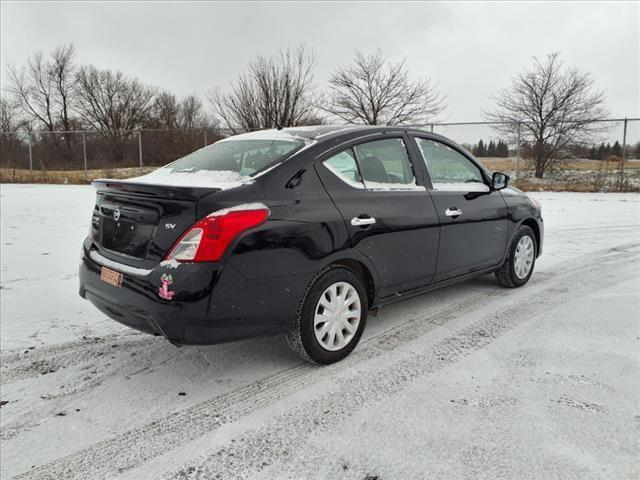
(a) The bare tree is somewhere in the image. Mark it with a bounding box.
[6,53,54,130]
[486,53,608,178]
[74,66,156,162]
[0,97,21,132]
[323,50,444,126]
[141,92,216,165]
[51,44,77,133]
[211,46,319,134]
[178,95,205,129]
[5,43,77,162]
[146,92,207,130]
[0,97,28,169]
[145,91,180,129]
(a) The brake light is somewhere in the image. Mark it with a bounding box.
[164,206,269,262]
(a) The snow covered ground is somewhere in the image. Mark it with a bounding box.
[1,184,639,479]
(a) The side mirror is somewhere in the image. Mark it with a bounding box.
[492,172,509,190]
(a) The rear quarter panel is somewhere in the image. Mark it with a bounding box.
[214,158,375,329]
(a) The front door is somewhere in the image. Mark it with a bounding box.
[315,135,440,298]
[411,136,509,282]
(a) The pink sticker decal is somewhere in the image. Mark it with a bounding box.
[158,273,175,300]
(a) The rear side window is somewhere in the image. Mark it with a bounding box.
[354,139,415,187]
[323,149,363,188]
[415,138,485,188]
[322,138,420,191]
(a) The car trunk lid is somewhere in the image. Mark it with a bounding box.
[91,180,223,268]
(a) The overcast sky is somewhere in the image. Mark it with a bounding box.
[1,1,638,141]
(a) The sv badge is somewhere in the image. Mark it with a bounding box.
[165,223,176,230]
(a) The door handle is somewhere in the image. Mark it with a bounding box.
[445,208,462,217]
[351,216,376,226]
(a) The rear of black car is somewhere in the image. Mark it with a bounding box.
[79,134,312,344]
[81,181,210,341]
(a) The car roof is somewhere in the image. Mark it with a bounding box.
[234,125,444,143]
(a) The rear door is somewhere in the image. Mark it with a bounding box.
[315,134,440,297]
[409,136,508,281]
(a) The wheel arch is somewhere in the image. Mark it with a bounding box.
[519,217,541,256]
[331,258,377,308]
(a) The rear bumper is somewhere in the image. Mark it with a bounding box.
[79,241,307,345]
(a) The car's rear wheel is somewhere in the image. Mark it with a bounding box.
[286,266,367,364]
[495,225,537,288]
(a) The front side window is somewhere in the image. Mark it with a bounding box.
[415,138,486,190]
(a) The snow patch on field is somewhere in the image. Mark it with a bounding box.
[0,185,121,351]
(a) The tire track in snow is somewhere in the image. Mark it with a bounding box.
[168,245,639,480]
[10,291,495,480]
[13,242,638,480]
[0,341,182,443]
[550,222,639,234]
[0,332,157,385]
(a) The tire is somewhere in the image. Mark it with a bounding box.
[286,266,368,364]
[495,225,537,288]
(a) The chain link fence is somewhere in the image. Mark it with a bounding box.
[1,118,638,191]
[0,127,228,183]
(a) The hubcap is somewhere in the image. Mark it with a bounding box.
[313,281,362,351]
[514,235,535,279]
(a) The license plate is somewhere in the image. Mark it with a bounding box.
[100,266,123,287]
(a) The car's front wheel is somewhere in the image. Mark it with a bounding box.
[495,225,537,288]
[286,266,367,364]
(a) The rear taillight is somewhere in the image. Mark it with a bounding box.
[164,206,269,262]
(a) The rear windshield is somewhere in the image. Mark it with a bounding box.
[163,138,305,177]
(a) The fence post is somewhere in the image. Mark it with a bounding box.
[430,123,434,133]
[203,129,207,147]
[619,117,628,192]
[515,122,522,180]
[82,132,88,181]
[138,130,143,175]
[27,133,33,176]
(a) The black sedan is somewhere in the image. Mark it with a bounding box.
[79,125,543,364]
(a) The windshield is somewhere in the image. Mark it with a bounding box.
[162,138,305,177]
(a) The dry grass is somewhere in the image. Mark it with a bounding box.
[479,157,640,171]
[511,178,601,192]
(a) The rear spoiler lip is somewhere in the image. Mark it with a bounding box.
[92,178,223,201]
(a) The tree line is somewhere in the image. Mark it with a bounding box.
[1,45,633,177]
[471,139,510,157]
[1,44,446,169]
[467,139,637,160]
[586,141,623,160]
